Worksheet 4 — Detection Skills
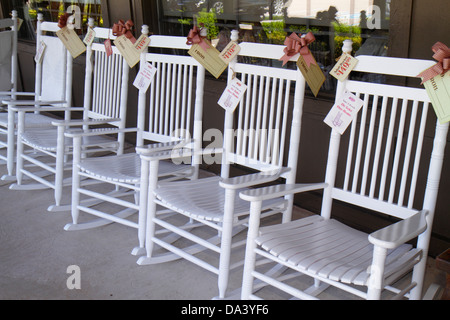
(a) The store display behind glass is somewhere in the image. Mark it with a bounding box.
[160,0,391,95]
[11,0,102,40]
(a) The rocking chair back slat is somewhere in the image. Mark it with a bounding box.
[90,43,126,121]
[142,53,199,144]
[228,64,298,172]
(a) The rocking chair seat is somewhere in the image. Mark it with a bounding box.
[155,176,286,223]
[0,112,55,127]
[256,215,420,287]
[21,128,117,151]
[79,153,191,184]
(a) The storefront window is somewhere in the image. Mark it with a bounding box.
[158,0,391,96]
[10,0,102,40]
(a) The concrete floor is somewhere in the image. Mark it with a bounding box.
[0,162,446,300]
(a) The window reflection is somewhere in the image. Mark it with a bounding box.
[159,0,390,95]
[11,0,102,40]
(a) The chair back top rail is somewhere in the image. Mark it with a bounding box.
[239,42,298,62]
[149,35,191,50]
[40,21,60,33]
[353,55,435,78]
[140,49,203,144]
[0,18,14,29]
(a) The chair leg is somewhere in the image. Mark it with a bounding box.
[143,159,160,258]
[241,200,262,299]
[66,136,81,227]
[14,111,25,186]
[216,188,236,299]
[410,255,428,299]
[367,245,387,300]
[6,108,15,177]
[53,125,65,208]
[132,156,150,256]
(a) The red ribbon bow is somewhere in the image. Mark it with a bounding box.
[279,32,316,67]
[418,42,450,84]
[186,26,209,52]
[113,19,136,44]
[57,13,71,29]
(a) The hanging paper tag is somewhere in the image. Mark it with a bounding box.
[217,77,247,112]
[133,62,157,92]
[134,34,151,54]
[17,18,23,31]
[424,72,450,123]
[56,26,86,59]
[114,34,140,68]
[188,40,227,79]
[296,52,325,97]
[35,40,46,63]
[330,53,359,81]
[104,38,113,57]
[324,90,364,134]
[83,28,96,46]
[219,41,241,64]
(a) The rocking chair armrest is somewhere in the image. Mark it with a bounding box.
[239,182,328,201]
[137,144,219,161]
[1,91,37,98]
[136,140,193,155]
[368,210,428,249]
[219,168,291,190]
[8,100,70,110]
[65,127,138,138]
[51,118,122,127]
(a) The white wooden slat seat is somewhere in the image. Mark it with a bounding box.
[239,41,448,300]
[63,34,205,256]
[0,113,55,127]
[10,20,134,212]
[79,153,190,184]
[155,176,286,222]
[20,127,118,151]
[138,31,309,299]
[255,215,417,287]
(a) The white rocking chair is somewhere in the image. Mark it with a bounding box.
[240,48,447,300]
[1,13,81,181]
[0,11,17,102]
[137,31,308,299]
[10,19,137,212]
[64,34,206,256]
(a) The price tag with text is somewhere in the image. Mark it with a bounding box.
[188,41,227,79]
[297,53,325,97]
[219,41,240,64]
[133,62,157,92]
[217,77,247,112]
[424,72,450,123]
[104,39,113,57]
[83,28,96,46]
[134,34,151,54]
[324,90,364,134]
[330,53,359,81]
[114,35,140,68]
[35,40,46,63]
[56,26,86,59]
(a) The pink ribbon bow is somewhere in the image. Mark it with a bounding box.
[113,19,136,44]
[279,32,316,67]
[417,42,450,84]
[57,13,70,29]
[186,26,209,52]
